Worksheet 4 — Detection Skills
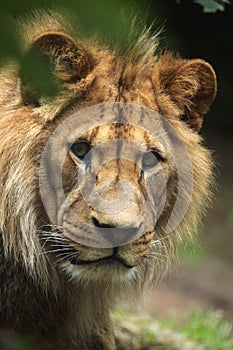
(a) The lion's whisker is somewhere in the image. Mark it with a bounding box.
[53,252,78,266]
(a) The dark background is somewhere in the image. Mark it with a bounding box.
[146,0,233,133]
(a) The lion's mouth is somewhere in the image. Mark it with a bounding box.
[66,255,134,269]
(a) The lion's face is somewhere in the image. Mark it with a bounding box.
[36,94,206,286]
[0,16,216,289]
[41,115,173,282]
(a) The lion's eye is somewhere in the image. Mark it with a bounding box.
[71,141,91,160]
[142,151,161,170]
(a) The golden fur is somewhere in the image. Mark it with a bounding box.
[0,11,216,350]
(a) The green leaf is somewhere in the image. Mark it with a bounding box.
[0,13,20,62]
[20,52,59,99]
[195,0,225,13]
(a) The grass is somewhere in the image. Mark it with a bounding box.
[163,309,233,350]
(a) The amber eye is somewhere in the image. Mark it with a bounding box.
[71,140,91,160]
[142,151,161,170]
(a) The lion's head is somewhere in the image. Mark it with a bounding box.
[0,12,216,297]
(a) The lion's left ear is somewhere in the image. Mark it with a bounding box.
[155,55,217,131]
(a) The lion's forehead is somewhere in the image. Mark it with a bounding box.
[78,123,165,151]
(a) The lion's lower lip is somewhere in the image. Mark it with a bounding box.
[67,255,134,268]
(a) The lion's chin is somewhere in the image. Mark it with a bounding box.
[60,258,138,284]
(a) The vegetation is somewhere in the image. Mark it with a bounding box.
[163,309,233,350]
[192,0,231,13]
[114,309,233,350]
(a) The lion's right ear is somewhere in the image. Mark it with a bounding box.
[20,32,93,105]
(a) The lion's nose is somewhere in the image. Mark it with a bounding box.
[92,217,140,246]
[92,217,116,229]
[92,214,140,229]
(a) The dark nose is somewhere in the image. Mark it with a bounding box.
[92,218,139,246]
[92,217,116,229]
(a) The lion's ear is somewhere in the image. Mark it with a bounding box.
[155,55,217,131]
[21,32,93,105]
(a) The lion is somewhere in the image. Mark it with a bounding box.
[0,10,216,350]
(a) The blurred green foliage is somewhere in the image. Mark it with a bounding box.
[164,309,233,350]
[0,0,149,56]
[194,0,225,13]
[0,0,147,97]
